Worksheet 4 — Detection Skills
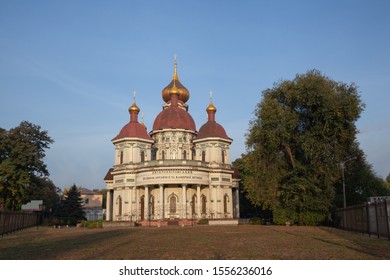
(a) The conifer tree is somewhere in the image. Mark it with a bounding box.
[59,184,85,225]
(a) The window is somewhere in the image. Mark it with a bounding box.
[169,195,177,214]
[119,151,124,164]
[221,150,225,164]
[85,198,89,205]
[201,195,207,214]
[202,151,206,162]
[141,151,145,162]
[116,196,122,216]
[183,150,187,160]
[224,194,229,214]
[191,195,196,215]
[162,150,165,160]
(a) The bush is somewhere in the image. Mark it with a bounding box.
[248,217,262,225]
[80,220,103,228]
[197,218,209,225]
[272,208,326,226]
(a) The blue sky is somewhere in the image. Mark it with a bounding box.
[1,0,389,189]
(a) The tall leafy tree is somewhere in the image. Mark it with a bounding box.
[243,70,365,225]
[27,176,62,215]
[59,184,85,225]
[0,121,54,210]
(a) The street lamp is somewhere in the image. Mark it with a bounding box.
[340,157,357,209]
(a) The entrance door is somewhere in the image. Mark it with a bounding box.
[169,195,177,215]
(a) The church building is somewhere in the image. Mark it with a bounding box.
[104,59,239,226]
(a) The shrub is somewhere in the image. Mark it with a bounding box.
[272,208,326,226]
[80,220,103,228]
[197,218,209,225]
[248,217,262,225]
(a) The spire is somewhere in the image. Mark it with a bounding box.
[173,54,178,80]
[141,112,147,130]
[161,56,190,103]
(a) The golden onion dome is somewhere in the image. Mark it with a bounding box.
[207,100,217,112]
[129,91,140,113]
[128,102,140,113]
[206,92,217,112]
[161,57,190,103]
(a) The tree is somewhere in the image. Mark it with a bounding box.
[58,184,85,225]
[0,121,54,210]
[27,176,62,216]
[243,70,365,225]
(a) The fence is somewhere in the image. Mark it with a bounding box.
[334,200,390,239]
[0,211,42,237]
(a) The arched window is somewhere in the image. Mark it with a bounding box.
[116,196,122,216]
[162,150,165,160]
[152,148,157,160]
[169,195,177,214]
[224,194,229,214]
[183,150,187,160]
[140,151,145,162]
[150,195,155,216]
[202,151,206,162]
[119,151,124,164]
[201,195,207,214]
[191,195,196,215]
[221,150,225,164]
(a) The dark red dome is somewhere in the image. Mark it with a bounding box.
[153,105,196,131]
[197,121,230,140]
[113,121,152,141]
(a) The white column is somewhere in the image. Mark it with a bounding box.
[145,186,149,221]
[197,185,201,219]
[159,184,164,220]
[106,190,112,221]
[182,184,187,219]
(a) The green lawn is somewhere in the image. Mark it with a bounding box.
[1,225,389,260]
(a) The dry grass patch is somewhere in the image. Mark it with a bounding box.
[1,225,389,260]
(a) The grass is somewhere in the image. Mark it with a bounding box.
[1,225,390,260]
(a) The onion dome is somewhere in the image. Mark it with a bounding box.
[128,101,140,113]
[153,86,196,131]
[197,97,231,140]
[161,57,190,103]
[112,96,152,141]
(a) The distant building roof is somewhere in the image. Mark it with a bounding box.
[78,187,101,195]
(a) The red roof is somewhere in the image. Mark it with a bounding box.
[197,121,231,140]
[153,105,196,131]
[113,121,152,141]
[104,168,114,181]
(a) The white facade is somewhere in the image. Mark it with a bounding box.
[104,61,239,225]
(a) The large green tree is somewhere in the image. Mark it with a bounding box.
[27,176,62,215]
[0,121,54,210]
[243,70,365,225]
